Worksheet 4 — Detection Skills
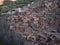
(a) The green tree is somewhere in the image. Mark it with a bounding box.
[1,6,9,13]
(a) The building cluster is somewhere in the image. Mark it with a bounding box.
[8,0,60,45]
[8,5,47,44]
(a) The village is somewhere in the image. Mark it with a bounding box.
[0,0,60,45]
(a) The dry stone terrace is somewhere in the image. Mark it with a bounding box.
[8,0,60,45]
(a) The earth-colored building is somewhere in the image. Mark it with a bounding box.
[0,0,16,5]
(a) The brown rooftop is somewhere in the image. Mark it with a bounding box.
[0,0,16,5]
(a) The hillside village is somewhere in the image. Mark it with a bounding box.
[0,0,60,45]
[8,0,60,45]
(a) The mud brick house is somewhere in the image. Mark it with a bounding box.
[0,0,16,5]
